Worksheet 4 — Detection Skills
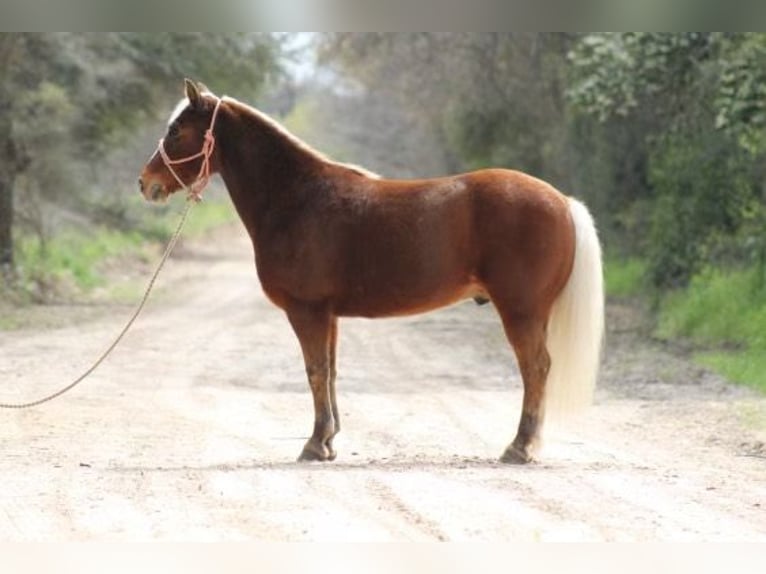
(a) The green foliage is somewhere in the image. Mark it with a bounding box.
[445,105,506,168]
[117,33,282,97]
[13,81,80,209]
[697,351,766,393]
[17,227,145,293]
[646,131,756,288]
[568,33,717,127]
[567,32,766,289]
[715,34,766,153]
[12,199,237,303]
[657,267,766,347]
[658,266,766,392]
[566,34,640,122]
[604,258,648,299]
[72,33,283,153]
[1,32,283,296]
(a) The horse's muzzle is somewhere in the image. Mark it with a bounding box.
[138,177,167,202]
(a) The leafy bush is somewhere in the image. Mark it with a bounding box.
[646,131,756,288]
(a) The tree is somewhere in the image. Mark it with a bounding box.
[319,33,575,184]
[0,45,12,272]
[0,33,283,284]
[567,33,766,287]
[0,34,27,275]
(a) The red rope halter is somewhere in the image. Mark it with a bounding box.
[157,96,225,202]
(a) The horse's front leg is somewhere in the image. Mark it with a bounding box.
[286,305,338,462]
[326,316,340,456]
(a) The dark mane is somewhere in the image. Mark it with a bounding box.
[223,96,381,180]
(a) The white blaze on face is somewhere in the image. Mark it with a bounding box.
[167,98,190,126]
[166,89,216,127]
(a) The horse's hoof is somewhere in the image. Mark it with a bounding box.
[499,445,534,464]
[297,442,332,462]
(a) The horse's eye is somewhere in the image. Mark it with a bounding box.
[168,124,180,139]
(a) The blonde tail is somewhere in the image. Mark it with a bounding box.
[544,197,604,420]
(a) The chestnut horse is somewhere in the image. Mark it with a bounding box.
[139,80,604,464]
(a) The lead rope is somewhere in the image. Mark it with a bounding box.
[0,199,195,409]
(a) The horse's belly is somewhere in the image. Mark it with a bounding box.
[334,276,485,318]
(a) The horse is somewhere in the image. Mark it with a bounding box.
[139,79,604,464]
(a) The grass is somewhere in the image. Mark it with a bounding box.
[17,228,146,292]
[657,267,766,349]
[657,266,766,393]
[604,257,647,299]
[0,313,21,330]
[697,350,766,393]
[6,197,238,309]
[603,255,766,393]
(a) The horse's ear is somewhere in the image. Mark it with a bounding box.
[184,78,203,109]
[196,81,210,94]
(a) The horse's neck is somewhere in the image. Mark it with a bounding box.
[223,105,319,178]
[216,105,326,239]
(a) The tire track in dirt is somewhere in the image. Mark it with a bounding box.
[363,476,448,540]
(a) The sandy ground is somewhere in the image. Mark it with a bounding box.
[0,222,764,541]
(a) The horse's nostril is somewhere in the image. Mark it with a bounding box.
[138,177,144,193]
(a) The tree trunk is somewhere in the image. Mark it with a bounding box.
[0,34,20,278]
[0,165,13,276]
[0,84,16,276]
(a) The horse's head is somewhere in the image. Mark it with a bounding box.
[139,79,221,203]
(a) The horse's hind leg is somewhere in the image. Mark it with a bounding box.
[497,313,551,464]
[286,305,338,462]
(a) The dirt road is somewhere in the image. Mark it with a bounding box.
[1,221,764,541]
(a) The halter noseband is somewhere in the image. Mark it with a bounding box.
[157,95,225,202]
